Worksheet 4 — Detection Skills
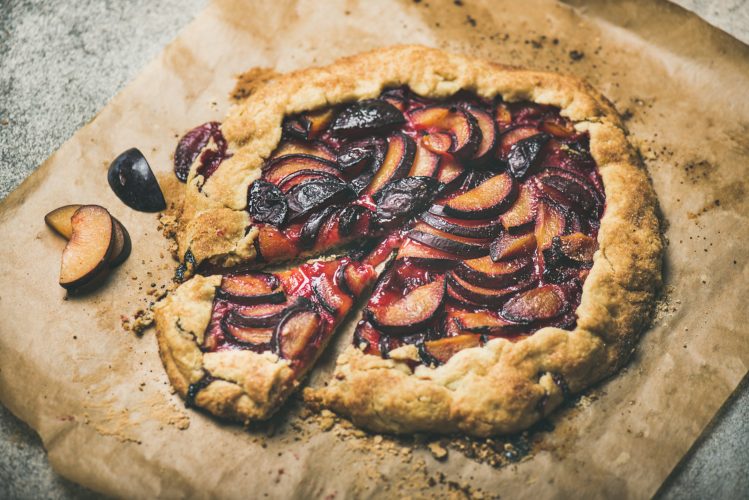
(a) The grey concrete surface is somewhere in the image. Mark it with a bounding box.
[0,0,747,498]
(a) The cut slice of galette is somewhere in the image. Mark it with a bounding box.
[155,45,661,434]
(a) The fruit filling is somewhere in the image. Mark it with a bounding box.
[184,87,605,367]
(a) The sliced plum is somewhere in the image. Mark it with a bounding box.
[108,218,132,268]
[454,255,532,288]
[45,204,82,239]
[396,238,460,263]
[312,273,350,315]
[282,116,310,141]
[273,308,322,360]
[408,223,490,258]
[336,137,387,174]
[448,309,515,335]
[217,273,286,305]
[498,126,542,158]
[410,105,481,160]
[263,154,342,186]
[534,201,567,250]
[507,133,550,178]
[490,232,537,261]
[409,139,441,177]
[556,232,597,264]
[256,225,297,262]
[421,132,453,155]
[536,168,602,216]
[368,276,446,335]
[174,121,224,183]
[339,261,377,297]
[277,170,343,193]
[363,133,416,195]
[380,88,408,111]
[447,272,534,307]
[286,179,355,222]
[299,205,339,249]
[221,319,274,349]
[271,140,336,162]
[247,180,288,226]
[330,99,405,137]
[373,176,440,227]
[500,285,568,323]
[441,172,516,219]
[59,205,116,291]
[108,148,166,212]
[540,120,576,139]
[337,205,371,237]
[420,334,482,366]
[495,103,512,130]
[435,156,465,186]
[500,183,536,233]
[420,211,502,239]
[465,106,497,162]
[226,301,296,328]
[304,108,335,138]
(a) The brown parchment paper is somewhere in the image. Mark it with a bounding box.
[1,0,748,497]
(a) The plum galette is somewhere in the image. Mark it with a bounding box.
[154,45,661,435]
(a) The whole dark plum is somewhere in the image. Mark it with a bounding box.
[107,148,167,212]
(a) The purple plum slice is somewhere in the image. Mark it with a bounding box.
[247,180,288,226]
[330,99,405,137]
[507,132,550,178]
[373,176,440,227]
[286,179,355,222]
[368,276,446,335]
[216,273,286,305]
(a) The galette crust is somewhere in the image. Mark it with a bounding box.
[159,45,661,433]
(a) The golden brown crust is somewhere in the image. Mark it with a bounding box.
[162,45,662,433]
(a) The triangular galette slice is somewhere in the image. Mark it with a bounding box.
[153,255,376,422]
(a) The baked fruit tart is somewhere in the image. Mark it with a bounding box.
[154,45,662,435]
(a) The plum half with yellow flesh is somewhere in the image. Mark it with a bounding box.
[59,205,116,291]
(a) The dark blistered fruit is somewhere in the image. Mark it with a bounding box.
[364,133,416,195]
[501,285,568,323]
[108,148,166,212]
[274,309,322,360]
[368,276,446,335]
[174,122,221,182]
[536,168,601,216]
[373,176,440,227]
[490,232,537,262]
[442,172,516,219]
[330,99,405,137]
[299,206,338,249]
[499,126,541,158]
[286,179,355,222]
[247,180,288,226]
[217,273,286,305]
[420,211,502,239]
[278,169,343,193]
[282,116,311,141]
[454,255,532,288]
[420,334,481,365]
[59,205,116,291]
[410,106,481,160]
[338,205,370,237]
[264,154,343,186]
[507,133,550,178]
[336,137,387,172]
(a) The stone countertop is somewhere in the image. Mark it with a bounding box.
[0,0,747,498]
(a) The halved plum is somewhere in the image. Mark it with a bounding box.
[448,309,515,335]
[507,133,550,178]
[410,106,481,160]
[500,285,568,323]
[500,183,536,233]
[108,148,167,212]
[465,106,497,162]
[447,272,534,306]
[286,179,355,222]
[454,255,532,287]
[490,232,537,261]
[409,139,441,177]
[368,276,446,335]
[408,222,490,258]
[273,309,322,360]
[270,140,336,162]
[364,133,416,195]
[247,180,288,226]
[535,201,567,250]
[420,211,502,239]
[373,176,440,227]
[420,334,481,366]
[331,99,405,137]
[217,273,286,305]
[59,205,116,291]
[263,154,343,186]
[441,172,516,219]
